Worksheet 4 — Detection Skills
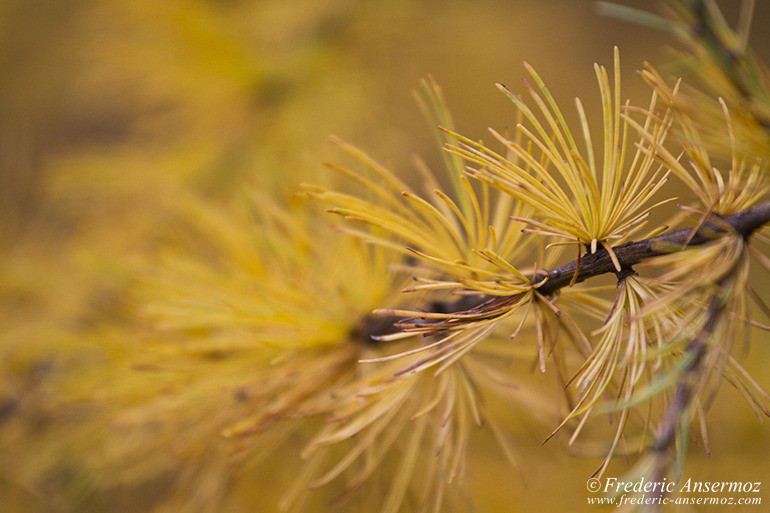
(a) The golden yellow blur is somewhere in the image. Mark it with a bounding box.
[2,1,770,512]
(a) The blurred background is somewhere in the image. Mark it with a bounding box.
[1,0,769,511]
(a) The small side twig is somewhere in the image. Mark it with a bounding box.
[646,273,731,506]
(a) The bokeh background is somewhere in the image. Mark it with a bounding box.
[1,0,769,511]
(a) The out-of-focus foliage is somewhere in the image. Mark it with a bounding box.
[2,1,770,512]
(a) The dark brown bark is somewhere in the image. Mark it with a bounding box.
[365,201,770,338]
[537,201,770,294]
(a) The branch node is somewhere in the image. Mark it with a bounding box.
[615,266,637,283]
